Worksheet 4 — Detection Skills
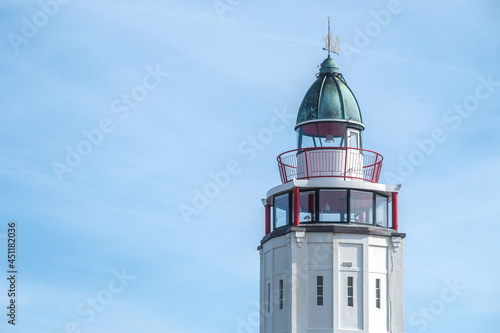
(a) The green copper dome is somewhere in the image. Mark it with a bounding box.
[296,57,363,129]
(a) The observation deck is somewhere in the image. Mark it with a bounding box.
[277,146,383,184]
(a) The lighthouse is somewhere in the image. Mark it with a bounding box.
[258,41,405,332]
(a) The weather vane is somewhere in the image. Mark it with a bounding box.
[322,17,340,57]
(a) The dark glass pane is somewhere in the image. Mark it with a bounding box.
[350,191,373,224]
[267,283,270,313]
[299,191,316,222]
[319,190,348,222]
[375,196,388,227]
[347,276,354,305]
[317,275,324,306]
[274,193,290,229]
[279,280,283,310]
[298,122,346,148]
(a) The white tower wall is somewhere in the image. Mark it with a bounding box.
[259,227,404,333]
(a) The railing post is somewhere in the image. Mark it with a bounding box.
[377,158,382,182]
[378,161,382,182]
[392,192,398,231]
[277,164,282,183]
[304,148,310,179]
[265,204,271,235]
[293,187,300,226]
[343,147,348,180]
[278,157,285,183]
[372,154,378,182]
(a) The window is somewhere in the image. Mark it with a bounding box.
[347,277,354,307]
[298,122,347,148]
[376,279,381,308]
[299,191,316,222]
[388,200,393,228]
[319,190,348,222]
[350,191,373,224]
[279,280,284,310]
[317,276,324,306]
[375,195,388,227]
[272,189,391,228]
[274,193,290,229]
[347,129,360,148]
[299,132,318,148]
[267,283,271,313]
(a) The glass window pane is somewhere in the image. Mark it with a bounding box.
[300,134,316,148]
[347,276,354,307]
[348,130,359,148]
[317,275,324,306]
[267,283,270,313]
[321,135,344,147]
[299,122,347,148]
[388,200,393,228]
[274,193,290,229]
[350,191,373,224]
[299,191,316,222]
[279,280,284,310]
[319,190,348,222]
[375,195,388,227]
[376,278,381,309]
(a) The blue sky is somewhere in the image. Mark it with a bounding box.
[0,0,499,332]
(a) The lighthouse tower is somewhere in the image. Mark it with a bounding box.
[258,53,405,333]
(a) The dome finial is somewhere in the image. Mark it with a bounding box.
[322,17,340,57]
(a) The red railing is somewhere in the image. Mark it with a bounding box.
[277,147,383,184]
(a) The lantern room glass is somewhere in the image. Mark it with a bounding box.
[297,122,362,149]
[297,122,347,148]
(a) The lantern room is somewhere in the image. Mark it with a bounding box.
[295,57,364,150]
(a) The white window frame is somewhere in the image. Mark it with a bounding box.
[347,128,360,148]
